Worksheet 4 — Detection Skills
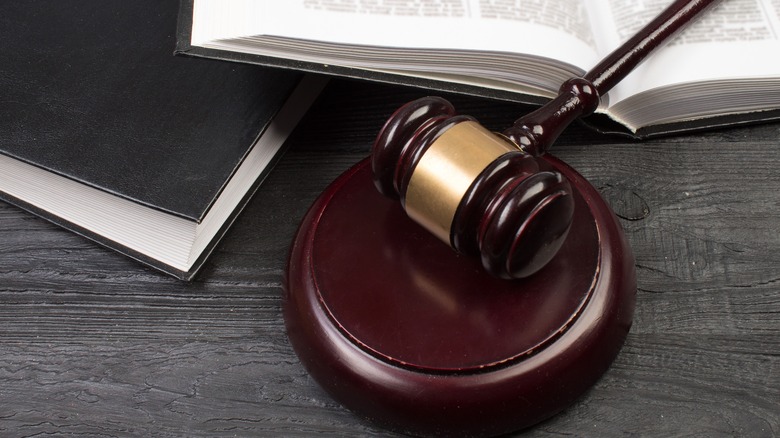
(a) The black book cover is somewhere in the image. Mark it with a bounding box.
[0,0,321,279]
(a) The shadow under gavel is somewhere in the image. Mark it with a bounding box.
[371,0,719,279]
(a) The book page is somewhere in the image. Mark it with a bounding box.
[594,0,780,106]
[192,0,597,61]
[191,0,601,95]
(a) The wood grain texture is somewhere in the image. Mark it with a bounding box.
[0,79,778,437]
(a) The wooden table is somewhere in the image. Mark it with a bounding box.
[1,78,778,437]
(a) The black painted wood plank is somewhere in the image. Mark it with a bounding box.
[0,79,778,437]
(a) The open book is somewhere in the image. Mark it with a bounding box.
[180,0,780,136]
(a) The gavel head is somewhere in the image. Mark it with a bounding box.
[371,97,575,279]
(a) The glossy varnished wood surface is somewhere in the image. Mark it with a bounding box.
[0,79,778,436]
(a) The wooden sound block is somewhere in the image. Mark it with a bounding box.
[284,156,636,437]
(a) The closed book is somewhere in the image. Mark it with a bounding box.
[0,0,325,279]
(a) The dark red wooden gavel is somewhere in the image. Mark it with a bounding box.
[372,0,719,279]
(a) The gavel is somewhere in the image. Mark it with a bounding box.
[371,0,719,279]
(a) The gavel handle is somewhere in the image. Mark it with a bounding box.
[505,0,721,156]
